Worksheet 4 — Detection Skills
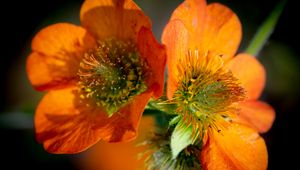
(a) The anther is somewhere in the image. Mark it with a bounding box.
[78,39,148,116]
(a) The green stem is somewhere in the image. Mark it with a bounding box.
[245,0,287,56]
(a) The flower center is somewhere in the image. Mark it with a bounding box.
[78,39,148,116]
[173,50,245,133]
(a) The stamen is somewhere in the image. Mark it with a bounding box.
[78,39,148,116]
[173,49,245,136]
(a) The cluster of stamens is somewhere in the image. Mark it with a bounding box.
[172,50,245,135]
[78,39,148,116]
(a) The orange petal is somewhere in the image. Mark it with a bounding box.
[32,23,96,57]
[168,1,241,60]
[200,3,242,61]
[137,27,166,98]
[227,53,266,100]
[81,116,155,170]
[237,101,275,133]
[201,123,268,170]
[28,23,96,91]
[162,20,189,99]
[108,90,153,142]
[26,52,76,91]
[80,0,151,41]
[35,87,152,153]
[169,0,206,48]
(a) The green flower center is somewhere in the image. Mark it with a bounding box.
[78,39,148,116]
[173,50,245,133]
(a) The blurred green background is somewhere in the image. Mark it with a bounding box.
[0,0,298,169]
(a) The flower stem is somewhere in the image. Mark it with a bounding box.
[245,0,286,56]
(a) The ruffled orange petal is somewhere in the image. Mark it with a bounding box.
[200,123,268,170]
[200,3,242,61]
[80,0,151,41]
[109,90,153,142]
[137,27,166,98]
[227,53,266,100]
[162,20,189,99]
[26,52,74,91]
[35,87,152,154]
[236,101,275,133]
[168,0,241,61]
[81,116,155,170]
[27,23,96,91]
[31,23,96,58]
[169,0,206,48]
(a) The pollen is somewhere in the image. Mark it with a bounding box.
[173,50,245,135]
[78,39,148,116]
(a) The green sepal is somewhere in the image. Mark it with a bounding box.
[170,121,194,159]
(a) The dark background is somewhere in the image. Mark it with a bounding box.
[0,0,298,169]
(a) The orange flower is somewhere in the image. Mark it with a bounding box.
[162,0,275,169]
[26,0,166,154]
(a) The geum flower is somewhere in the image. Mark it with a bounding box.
[162,0,275,169]
[26,0,166,154]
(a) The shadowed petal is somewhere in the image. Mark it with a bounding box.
[137,27,166,98]
[108,90,153,142]
[201,123,268,170]
[80,0,151,41]
[35,87,152,153]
